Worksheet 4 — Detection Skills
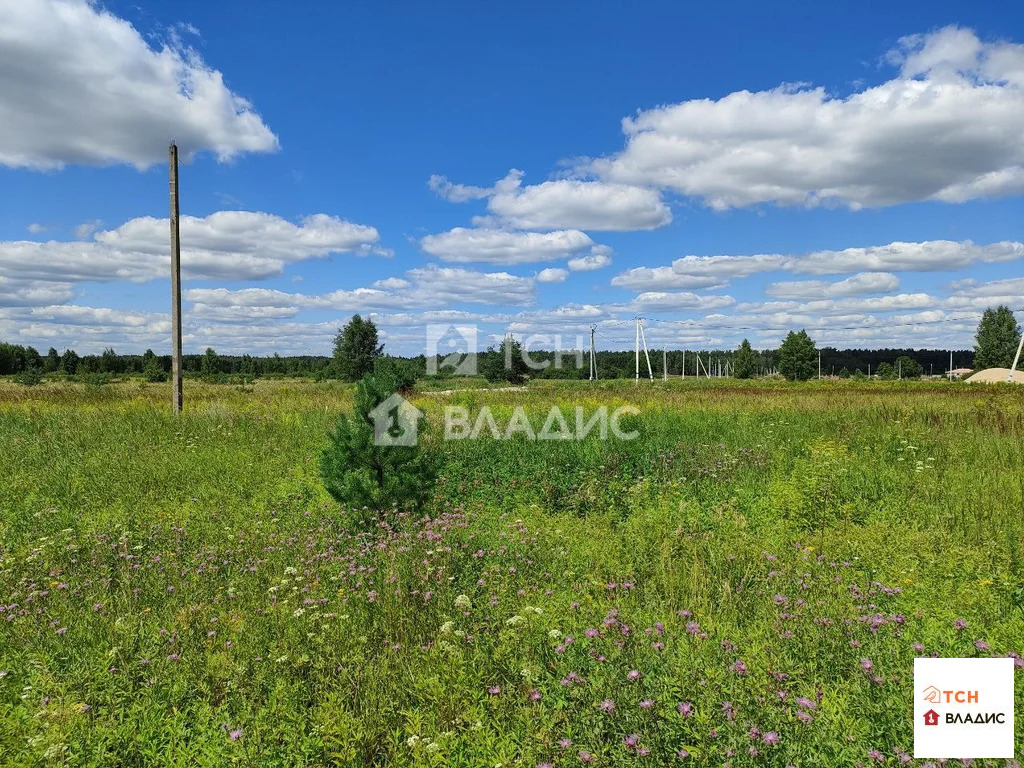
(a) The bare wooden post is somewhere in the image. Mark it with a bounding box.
[169,142,183,413]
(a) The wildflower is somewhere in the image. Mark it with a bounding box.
[868,749,885,761]
[454,594,471,610]
[627,669,641,682]
[954,618,968,631]
[579,752,595,764]
[558,738,573,748]
[529,689,542,702]
[860,658,873,672]
[639,698,654,709]
[599,699,616,714]
[488,685,501,695]
[548,629,562,640]
[440,621,455,635]
[796,697,816,710]
[623,734,640,748]
[585,628,600,638]
[762,732,780,746]
[229,729,242,741]
[731,659,748,675]
[676,749,690,759]
[537,763,553,768]
[975,640,990,651]
[677,701,693,716]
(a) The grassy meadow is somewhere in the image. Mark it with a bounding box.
[0,378,1022,766]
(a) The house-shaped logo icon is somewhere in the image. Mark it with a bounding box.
[426,323,477,375]
[923,709,940,726]
[922,685,941,703]
[368,393,424,447]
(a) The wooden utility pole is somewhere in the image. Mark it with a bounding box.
[169,143,183,413]
[662,349,667,381]
[589,326,597,381]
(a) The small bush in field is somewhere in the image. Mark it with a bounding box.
[14,367,43,386]
[319,371,437,523]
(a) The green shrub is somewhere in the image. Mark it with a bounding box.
[14,367,43,386]
[319,371,438,524]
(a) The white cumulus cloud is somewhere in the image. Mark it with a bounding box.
[0,0,278,169]
[765,272,901,299]
[588,26,1024,210]
[430,169,671,231]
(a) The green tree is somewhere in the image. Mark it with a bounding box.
[333,315,383,382]
[0,343,21,375]
[374,356,419,392]
[481,336,530,384]
[319,369,437,523]
[837,366,851,379]
[974,305,1022,370]
[201,347,220,376]
[44,347,61,373]
[893,355,922,379]
[99,347,119,374]
[733,339,757,379]
[876,362,897,380]
[60,349,80,375]
[778,330,818,381]
[24,346,42,370]
[142,352,167,382]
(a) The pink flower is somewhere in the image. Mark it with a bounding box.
[677,701,693,716]
[627,669,641,682]
[599,699,616,714]
[762,732,780,746]
[488,685,500,695]
[639,698,654,709]
[229,729,242,741]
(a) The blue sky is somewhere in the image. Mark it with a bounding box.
[0,0,1022,355]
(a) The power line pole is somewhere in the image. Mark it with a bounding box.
[949,351,952,382]
[1009,332,1023,383]
[682,349,685,380]
[637,318,653,380]
[589,326,597,381]
[818,351,821,380]
[662,349,667,381]
[169,142,183,414]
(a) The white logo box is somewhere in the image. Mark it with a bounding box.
[914,657,1015,759]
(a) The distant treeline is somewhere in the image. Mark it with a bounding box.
[0,341,975,380]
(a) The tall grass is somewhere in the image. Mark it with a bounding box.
[0,379,1021,766]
